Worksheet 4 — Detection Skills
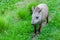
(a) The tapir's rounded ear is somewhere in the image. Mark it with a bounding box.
[38,9,42,13]
[32,6,35,12]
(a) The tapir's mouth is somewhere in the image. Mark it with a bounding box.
[31,21,38,25]
[31,22,36,25]
[31,22,35,25]
[31,23,36,25]
[31,20,39,25]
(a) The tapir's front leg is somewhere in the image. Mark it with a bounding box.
[33,24,36,34]
[32,24,36,38]
[38,21,42,34]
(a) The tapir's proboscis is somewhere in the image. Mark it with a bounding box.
[31,4,48,37]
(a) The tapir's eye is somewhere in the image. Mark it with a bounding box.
[36,17,39,19]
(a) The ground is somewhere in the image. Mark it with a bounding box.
[0,0,60,40]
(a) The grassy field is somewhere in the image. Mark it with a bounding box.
[0,0,60,40]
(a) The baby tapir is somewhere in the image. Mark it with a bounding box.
[31,4,48,35]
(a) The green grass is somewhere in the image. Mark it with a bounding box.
[0,0,60,40]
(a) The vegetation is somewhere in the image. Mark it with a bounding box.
[0,0,60,40]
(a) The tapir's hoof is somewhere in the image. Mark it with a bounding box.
[32,33,36,38]
[37,31,41,34]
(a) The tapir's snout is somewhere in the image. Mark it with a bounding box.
[31,20,36,25]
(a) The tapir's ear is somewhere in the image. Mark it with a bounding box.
[35,7,42,13]
[38,9,42,13]
[32,6,35,12]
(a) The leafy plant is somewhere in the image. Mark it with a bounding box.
[0,16,8,32]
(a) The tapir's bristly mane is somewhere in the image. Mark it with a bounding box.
[35,7,40,11]
[34,7,42,13]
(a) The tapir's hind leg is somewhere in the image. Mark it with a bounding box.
[46,16,48,23]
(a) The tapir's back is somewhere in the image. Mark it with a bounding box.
[37,4,48,20]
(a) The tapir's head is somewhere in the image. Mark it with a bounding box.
[31,6,42,25]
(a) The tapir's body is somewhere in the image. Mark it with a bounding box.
[31,4,48,37]
[32,4,48,24]
[37,4,48,20]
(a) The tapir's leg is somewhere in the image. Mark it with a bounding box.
[32,25,36,38]
[33,25,36,34]
[46,16,48,23]
[38,21,42,34]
